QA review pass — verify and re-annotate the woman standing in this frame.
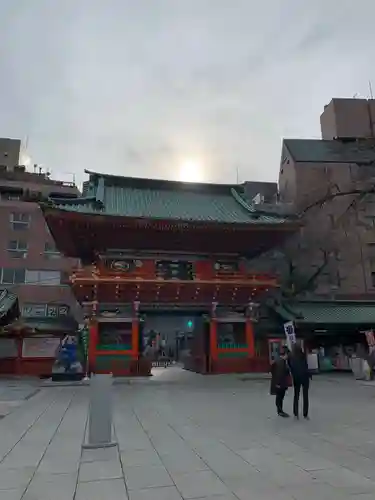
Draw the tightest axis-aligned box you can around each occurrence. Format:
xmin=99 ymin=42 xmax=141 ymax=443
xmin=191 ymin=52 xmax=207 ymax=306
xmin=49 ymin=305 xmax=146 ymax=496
xmin=270 ymin=346 xmax=291 ymax=418
xmin=289 ymin=344 xmax=311 ymax=419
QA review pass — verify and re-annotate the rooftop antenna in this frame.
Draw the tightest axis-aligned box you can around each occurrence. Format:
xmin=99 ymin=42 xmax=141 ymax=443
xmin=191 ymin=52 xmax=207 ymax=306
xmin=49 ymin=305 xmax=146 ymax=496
xmin=236 ymin=165 xmax=240 ymax=184
xmin=369 ymin=80 xmax=374 ymax=100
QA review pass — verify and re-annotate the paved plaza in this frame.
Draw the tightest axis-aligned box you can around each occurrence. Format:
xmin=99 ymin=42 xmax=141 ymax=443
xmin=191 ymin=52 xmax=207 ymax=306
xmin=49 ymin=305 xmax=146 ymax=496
xmin=0 ymin=368 xmax=375 ymax=499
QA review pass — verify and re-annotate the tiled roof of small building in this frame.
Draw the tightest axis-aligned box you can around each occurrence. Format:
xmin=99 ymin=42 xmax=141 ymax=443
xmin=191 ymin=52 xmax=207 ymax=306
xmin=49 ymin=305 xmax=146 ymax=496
xmin=274 ymin=300 xmax=375 ymax=324
xmin=49 ymin=170 xmax=288 ymax=225
xmin=284 ymin=138 xmax=375 ymax=164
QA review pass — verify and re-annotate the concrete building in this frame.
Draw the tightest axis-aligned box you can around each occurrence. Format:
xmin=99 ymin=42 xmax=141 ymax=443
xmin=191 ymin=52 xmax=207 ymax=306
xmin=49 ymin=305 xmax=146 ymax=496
xmin=0 ymin=142 xmax=81 ymax=326
xmin=278 ymin=98 xmax=375 ymax=298
xmin=0 ymin=138 xmax=22 ymax=172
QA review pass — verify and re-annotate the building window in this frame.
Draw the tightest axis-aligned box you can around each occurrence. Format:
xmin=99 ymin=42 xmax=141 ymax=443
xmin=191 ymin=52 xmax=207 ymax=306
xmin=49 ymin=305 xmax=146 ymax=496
xmin=0 ymin=268 xmax=26 ymax=285
xmin=10 ymin=212 xmax=30 ymax=230
xmin=8 ymin=240 xmax=28 ymax=259
xmin=44 ymin=241 xmax=60 ymax=259
xmin=25 ymin=269 xmax=61 ymax=286
xmin=0 ymin=192 xmax=21 ymax=201
xmin=372 ymin=272 xmax=375 ymax=288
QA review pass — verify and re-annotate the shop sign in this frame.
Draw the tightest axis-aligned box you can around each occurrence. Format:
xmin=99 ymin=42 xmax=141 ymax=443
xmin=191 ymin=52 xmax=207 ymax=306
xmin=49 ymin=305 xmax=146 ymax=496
xmin=22 ymin=304 xmax=70 ymax=318
xmin=22 ymin=337 xmax=61 ymax=358
xmin=46 ymin=305 xmax=69 ymax=317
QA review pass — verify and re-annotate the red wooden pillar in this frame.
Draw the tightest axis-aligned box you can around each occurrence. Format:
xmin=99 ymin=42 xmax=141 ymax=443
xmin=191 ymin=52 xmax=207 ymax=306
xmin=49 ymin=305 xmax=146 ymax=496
xmin=15 ymin=336 xmax=23 ymax=375
xmin=131 ymin=320 xmax=139 ymax=357
xmin=209 ymin=302 xmax=218 ymax=373
xmin=132 ymin=301 xmax=140 ymax=358
xmin=88 ymin=320 xmax=98 ymax=373
xmin=210 ymin=320 xmax=218 ymax=358
xmin=246 ymin=302 xmax=259 ymax=368
xmin=246 ymin=318 xmax=255 ymax=358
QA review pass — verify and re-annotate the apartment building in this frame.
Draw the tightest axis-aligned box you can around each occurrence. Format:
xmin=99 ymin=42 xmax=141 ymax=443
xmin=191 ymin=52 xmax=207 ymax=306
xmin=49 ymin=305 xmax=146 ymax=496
xmin=278 ymin=98 xmax=375 ymax=298
xmin=0 ymin=138 xmax=81 ymax=326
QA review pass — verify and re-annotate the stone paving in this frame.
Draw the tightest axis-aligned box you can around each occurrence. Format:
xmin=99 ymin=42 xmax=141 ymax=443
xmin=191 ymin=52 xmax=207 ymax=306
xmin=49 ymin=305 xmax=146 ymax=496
xmin=0 ymin=379 xmax=40 ymax=418
xmin=0 ymin=367 xmax=375 ymax=499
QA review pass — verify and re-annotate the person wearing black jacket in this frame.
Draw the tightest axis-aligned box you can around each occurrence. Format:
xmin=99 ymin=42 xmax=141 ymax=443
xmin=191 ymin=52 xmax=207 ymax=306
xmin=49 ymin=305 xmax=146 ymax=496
xmin=270 ymin=346 xmax=291 ymax=417
xmin=289 ymin=344 xmax=311 ymax=419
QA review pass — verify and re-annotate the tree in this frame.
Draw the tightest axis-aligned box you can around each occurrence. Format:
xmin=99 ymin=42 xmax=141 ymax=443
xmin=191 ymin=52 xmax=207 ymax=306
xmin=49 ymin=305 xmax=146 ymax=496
xmin=251 ymin=175 xmax=375 ymax=299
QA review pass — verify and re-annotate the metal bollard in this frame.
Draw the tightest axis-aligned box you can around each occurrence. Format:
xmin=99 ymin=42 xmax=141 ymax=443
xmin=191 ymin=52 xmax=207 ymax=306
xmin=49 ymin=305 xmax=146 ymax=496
xmin=82 ymin=374 xmax=117 ymax=449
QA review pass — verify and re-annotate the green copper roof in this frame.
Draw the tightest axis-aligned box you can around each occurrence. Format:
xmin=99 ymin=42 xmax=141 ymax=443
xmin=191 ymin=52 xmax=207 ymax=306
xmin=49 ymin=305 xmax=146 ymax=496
xmin=48 ymin=170 xmax=288 ymax=225
xmin=0 ymin=289 xmax=19 ymax=327
xmin=274 ymin=301 xmax=375 ymax=325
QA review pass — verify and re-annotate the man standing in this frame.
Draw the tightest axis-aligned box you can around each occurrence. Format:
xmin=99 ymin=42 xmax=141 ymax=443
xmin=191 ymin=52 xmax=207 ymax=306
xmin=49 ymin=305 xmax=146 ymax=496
xmin=270 ymin=346 xmax=291 ymax=418
xmin=289 ymin=344 xmax=311 ymax=419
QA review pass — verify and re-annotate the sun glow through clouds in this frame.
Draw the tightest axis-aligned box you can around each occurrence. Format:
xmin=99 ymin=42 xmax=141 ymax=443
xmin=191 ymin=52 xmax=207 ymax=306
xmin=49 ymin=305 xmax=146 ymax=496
xmin=178 ymin=159 xmax=204 ymax=183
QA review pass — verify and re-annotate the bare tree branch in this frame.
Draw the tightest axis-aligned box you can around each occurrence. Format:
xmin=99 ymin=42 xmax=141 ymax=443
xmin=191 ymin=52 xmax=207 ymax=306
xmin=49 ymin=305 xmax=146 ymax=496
xmin=299 ymin=186 xmax=375 ymax=215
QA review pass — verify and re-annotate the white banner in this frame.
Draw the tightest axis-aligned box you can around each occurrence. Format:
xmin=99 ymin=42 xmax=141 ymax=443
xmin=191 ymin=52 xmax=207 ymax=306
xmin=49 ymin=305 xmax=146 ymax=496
xmin=22 ymin=337 xmax=61 ymax=358
xmin=284 ymin=321 xmax=296 ymax=351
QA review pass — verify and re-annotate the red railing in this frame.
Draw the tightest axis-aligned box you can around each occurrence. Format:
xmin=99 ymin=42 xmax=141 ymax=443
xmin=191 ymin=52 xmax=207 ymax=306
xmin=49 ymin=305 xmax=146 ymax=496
xmin=71 ymin=262 xmax=277 ymax=287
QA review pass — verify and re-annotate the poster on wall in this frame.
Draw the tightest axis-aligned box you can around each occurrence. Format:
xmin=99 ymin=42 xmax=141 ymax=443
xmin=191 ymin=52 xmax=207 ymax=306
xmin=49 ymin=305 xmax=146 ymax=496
xmin=22 ymin=337 xmax=61 ymax=358
xmin=0 ymin=338 xmax=18 ymax=358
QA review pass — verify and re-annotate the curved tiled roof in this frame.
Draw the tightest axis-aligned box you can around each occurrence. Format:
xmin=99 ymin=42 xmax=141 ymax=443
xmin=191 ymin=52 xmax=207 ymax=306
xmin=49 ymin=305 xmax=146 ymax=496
xmin=0 ymin=289 xmax=19 ymax=327
xmin=49 ymin=171 xmax=287 ymax=225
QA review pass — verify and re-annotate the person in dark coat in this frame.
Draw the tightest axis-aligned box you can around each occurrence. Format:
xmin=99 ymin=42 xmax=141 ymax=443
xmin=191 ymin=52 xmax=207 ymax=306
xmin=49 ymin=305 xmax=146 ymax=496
xmin=289 ymin=343 xmax=311 ymax=419
xmin=270 ymin=346 xmax=291 ymax=417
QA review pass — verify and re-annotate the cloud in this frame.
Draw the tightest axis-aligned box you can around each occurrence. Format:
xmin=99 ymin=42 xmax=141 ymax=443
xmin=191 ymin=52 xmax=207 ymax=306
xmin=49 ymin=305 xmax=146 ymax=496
xmin=1 ymin=0 xmax=375 ymax=187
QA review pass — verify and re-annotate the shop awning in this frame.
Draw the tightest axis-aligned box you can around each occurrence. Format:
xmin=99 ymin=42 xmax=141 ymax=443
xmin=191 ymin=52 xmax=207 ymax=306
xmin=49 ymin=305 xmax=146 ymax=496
xmin=0 ymin=289 xmax=19 ymax=327
xmin=272 ymin=301 xmax=375 ymax=325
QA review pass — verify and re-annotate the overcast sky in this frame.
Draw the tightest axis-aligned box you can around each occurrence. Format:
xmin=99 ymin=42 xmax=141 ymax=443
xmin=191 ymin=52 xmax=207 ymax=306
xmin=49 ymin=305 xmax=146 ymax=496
xmin=1 ymin=1 xmax=375 ymax=187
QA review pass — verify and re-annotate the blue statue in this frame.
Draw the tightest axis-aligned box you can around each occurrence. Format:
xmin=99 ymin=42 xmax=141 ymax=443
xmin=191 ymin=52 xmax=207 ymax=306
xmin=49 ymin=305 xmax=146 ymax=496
xmin=57 ymin=335 xmax=78 ymax=372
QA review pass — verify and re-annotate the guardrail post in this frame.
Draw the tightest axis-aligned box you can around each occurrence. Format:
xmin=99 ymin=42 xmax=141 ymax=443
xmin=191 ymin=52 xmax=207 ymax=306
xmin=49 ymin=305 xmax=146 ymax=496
xmin=82 ymin=374 xmax=117 ymax=449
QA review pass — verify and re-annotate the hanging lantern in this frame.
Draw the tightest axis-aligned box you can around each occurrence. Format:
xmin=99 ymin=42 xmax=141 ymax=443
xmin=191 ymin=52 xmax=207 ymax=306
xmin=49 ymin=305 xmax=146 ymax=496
xmin=247 ymin=301 xmax=260 ymax=322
